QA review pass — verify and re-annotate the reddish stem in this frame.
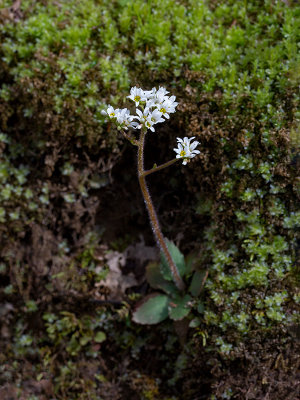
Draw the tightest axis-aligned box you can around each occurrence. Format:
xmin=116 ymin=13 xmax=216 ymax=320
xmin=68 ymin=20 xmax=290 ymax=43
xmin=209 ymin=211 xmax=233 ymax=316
xmin=137 ymin=129 xmax=185 ymax=291
xmin=141 ymin=158 xmax=178 ymax=177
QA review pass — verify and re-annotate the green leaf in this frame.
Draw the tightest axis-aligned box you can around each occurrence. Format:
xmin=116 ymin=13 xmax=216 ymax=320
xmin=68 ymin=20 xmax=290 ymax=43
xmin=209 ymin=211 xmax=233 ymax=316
xmin=189 ymin=270 xmax=207 ymax=297
xmin=168 ymin=294 xmax=192 ymax=321
xmin=132 ymin=293 xmax=169 ymax=325
xmin=94 ymin=331 xmax=106 ymax=343
xmin=146 ymin=262 xmax=179 ymax=295
xmin=160 ymin=239 xmax=186 ymax=281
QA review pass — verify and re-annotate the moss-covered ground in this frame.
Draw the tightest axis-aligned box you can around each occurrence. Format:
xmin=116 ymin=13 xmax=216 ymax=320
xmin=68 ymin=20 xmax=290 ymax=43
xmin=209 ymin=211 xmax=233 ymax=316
xmin=0 ymin=0 xmax=299 ymax=399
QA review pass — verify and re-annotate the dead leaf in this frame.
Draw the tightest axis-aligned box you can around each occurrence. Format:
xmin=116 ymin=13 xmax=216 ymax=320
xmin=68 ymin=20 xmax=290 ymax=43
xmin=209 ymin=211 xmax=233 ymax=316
xmin=97 ymin=251 xmax=137 ymax=301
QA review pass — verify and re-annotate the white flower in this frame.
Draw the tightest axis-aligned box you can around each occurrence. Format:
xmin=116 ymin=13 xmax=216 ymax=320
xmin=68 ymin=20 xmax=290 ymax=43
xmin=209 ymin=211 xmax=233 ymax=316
xmin=144 ymin=117 xmax=155 ymax=132
xmin=127 ymin=86 xmax=148 ymax=106
xmin=143 ymin=87 xmax=157 ymax=100
xmin=149 ymin=109 xmax=164 ymax=125
xmin=173 ymin=137 xmax=200 ymax=165
xmin=116 ymin=108 xmax=130 ymax=124
xmin=135 ymin=107 xmax=164 ymax=131
xmin=102 ymin=106 xmax=137 ymax=129
xmin=156 ymin=86 xmax=169 ymax=97
xmin=135 ymin=107 xmax=150 ymax=128
xmin=116 ymin=108 xmax=137 ymax=130
xmin=101 ymin=105 xmax=120 ymax=119
xmin=157 ymin=95 xmax=178 ymax=119
xmin=145 ymin=86 xmax=170 ymax=109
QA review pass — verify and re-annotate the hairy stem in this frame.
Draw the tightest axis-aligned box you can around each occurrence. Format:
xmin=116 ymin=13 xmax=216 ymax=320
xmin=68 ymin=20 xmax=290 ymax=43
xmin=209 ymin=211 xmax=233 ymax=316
xmin=141 ymin=158 xmax=179 ymax=178
xmin=137 ymin=129 xmax=185 ymax=291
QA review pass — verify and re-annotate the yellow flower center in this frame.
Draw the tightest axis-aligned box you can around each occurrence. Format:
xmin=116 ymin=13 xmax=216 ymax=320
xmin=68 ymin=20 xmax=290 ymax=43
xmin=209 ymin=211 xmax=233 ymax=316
xmin=160 ymin=108 xmax=166 ymax=114
xmin=180 ymin=150 xmax=186 ymax=157
xmin=134 ymin=96 xmax=141 ymax=102
xmin=109 ymin=112 xmax=115 ymax=117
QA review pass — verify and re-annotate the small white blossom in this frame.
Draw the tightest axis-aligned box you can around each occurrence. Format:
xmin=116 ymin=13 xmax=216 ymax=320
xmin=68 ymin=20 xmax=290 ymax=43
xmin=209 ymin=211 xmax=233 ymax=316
xmin=102 ymin=106 xmax=137 ymax=129
xmin=127 ymin=87 xmax=148 ymax=106
xmin=116 ymin=108 xmax=130 ymax=124
xmin=144 ymin=117 xmax=155 ymax=132
xmin=146 ymin=86 xmax=169 ymax=98
xmin=156 ymin=86 xmax=170 ymax=97
xmin=116 ymin=108 xmax=137 ymax=130
xmin=149 ymin=109 xmax=164 ymax=125
xmin=146 ymin=87 xmax=171 ymax=109
xmin=101 ymin=105 xmax=121 ymax=119
xmin=135 ymin=107 xmax=164 ymax=131
xmin=157 ymin=96 xmax=178 ymax=119
xmin=135 ymin=107 xmax=150 ymax=128
xmin=143 ymin=88 xmax=157 ymax=100
xmin=173 ymin=137 xmax=200 ymax=165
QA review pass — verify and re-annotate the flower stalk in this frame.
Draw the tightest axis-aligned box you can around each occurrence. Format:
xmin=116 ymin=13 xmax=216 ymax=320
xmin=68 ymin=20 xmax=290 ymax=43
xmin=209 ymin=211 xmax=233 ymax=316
xmin=137 ymin=128 xmax=185 ymax=291
xmin=141 ymin=158 xmax=178 ymax=177
xmin=102 ymin=86 xmax=200 ymax=293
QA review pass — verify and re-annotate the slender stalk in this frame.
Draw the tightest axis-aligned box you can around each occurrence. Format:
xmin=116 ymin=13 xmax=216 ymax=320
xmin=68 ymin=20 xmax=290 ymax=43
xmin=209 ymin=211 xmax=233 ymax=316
xmin=141 ymin=158 xmax=178 ymax=178
xmin=137 ymin=129 xmax=185 ymax=291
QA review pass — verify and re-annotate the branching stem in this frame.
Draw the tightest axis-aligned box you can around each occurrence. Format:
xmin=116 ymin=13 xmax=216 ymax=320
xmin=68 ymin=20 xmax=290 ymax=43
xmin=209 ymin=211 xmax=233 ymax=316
xmin=141 ymin=158 xmax=178 ymax=177
xmin=137 ymin=129 xmax=185 ymax=291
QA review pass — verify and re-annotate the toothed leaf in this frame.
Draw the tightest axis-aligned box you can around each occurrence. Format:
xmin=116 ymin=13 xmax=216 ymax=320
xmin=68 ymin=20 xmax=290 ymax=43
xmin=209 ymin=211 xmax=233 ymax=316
xmin=146 ymin=262 xmax=179 ymax=295
xmin=168 ymin=294 xmax=192 ymax=321
xmin=132 ymin=293 xmax=169 ymax=325
xmin=160 ymin=239 xmax=186 ymax=281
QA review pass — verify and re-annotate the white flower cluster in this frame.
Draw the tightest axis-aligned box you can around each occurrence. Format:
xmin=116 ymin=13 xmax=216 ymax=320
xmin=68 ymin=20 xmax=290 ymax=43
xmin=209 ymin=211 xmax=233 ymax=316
xmin=101 ymin=105 xmax=137 ymax=130
xmin=173 ymin=137 xmax=200 ymax=165
xmin=102 ymin=86 xmax=178 ymax=132
xmin=101 ymin=86 xmax=200 ymax=165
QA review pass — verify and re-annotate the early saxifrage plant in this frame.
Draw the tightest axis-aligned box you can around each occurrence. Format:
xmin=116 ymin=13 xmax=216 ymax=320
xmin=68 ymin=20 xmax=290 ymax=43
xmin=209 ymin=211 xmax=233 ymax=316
xmin=102 ymin=87 xmax=203 ymax=324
